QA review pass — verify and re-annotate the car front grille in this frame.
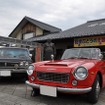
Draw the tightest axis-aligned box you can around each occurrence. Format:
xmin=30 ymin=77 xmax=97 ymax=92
xmin=0 ymin=62 xmax=14 ymax=66
xmin=0 ymin=62 xmax=25 ymax=69
xmin=36 ymin=72 xmax=70 ymax=84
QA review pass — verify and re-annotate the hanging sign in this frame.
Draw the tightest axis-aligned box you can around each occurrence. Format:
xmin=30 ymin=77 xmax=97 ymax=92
xmin=74 ymin=36 xmax=105 ymax=47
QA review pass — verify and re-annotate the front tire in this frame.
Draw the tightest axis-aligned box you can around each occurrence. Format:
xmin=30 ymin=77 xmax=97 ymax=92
xmin=88 ymin=75 xmax=101 ymax=104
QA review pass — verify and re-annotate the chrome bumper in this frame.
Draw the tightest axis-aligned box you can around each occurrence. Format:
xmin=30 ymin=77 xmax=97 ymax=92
xmin=0 ymin=69 xmax=27 ymax=73
xmin=26 ymin=81 xmax=92 ymax=93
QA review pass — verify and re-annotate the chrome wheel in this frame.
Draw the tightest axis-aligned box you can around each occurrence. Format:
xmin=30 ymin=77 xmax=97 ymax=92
xmin=88 ymin=75 xmax=101 ymax=104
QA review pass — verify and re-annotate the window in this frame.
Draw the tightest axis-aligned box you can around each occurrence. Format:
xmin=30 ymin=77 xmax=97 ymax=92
xmin=23 ymin=33 xmax=34 ymax=40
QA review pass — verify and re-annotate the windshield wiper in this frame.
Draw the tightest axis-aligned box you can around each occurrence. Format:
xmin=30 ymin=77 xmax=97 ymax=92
xmin=79 ymin=57 xmax=89 ymax=59
xmin=18 ymin=55 xmax=26 ymax=58
xmin=66 ymin=56 xmax=78 ymax=59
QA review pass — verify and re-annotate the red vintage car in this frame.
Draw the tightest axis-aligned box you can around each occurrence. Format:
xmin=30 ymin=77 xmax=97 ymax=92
xmin=26 ymin=48 xmax=105 ymax=104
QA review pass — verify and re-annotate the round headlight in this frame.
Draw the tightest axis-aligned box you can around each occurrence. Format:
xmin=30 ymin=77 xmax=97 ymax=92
xmin=74 ymin=66 xmax=88 ymax=80
xmin=25 ymin=62 xmax=29 ymax=66
xmin=20 ymin=62 xmax=24 ymax=66
xmin=27 ymin=65 xmax=34 ymax=75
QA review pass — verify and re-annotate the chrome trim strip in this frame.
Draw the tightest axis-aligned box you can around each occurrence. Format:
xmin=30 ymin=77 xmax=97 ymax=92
xmin=26 ymin=81 xmax=40 ymax=88
xmin=26 ymin=81 xmax=92 ymax=93
xmin=57 ymin=87 xmax=92 ymax=93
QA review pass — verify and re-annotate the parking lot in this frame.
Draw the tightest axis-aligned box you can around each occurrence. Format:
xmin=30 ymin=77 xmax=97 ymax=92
xmin=0 ymin=77 xmax=105 ymax=105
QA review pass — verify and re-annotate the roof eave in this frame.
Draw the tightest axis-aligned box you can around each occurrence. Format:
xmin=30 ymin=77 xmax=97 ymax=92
xmin=9 ymin=17 xmax=28 ymax=37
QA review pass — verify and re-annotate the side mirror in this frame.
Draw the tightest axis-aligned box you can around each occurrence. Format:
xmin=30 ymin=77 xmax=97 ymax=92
xmin=99 ymin=54 xmax=103 ymax=59
xmin=51 ymin=54 xmax=54 ymax=61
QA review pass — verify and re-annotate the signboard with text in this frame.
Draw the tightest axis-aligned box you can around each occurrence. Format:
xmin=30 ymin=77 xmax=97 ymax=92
xmin=74 ymin=36 xmax=105 ymax=47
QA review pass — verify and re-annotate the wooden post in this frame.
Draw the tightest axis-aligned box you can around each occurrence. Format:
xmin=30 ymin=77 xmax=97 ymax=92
xmin=35 ymin=44 xmax=43 ymax=62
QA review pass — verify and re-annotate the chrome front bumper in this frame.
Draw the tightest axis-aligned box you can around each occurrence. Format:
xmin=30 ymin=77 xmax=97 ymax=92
xmin=0 ymin=69 xmax=27 ymax=72
xmin=26 ymin=81 xmax=92 ymax=94
xmin=0 ymin=69 xmax=27 ymax=77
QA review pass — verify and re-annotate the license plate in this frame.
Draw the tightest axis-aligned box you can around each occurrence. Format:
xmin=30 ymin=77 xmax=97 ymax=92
xmin=40 ymin=85 xmax=57 ymax=97
xmin=0 ymin=71 xmax=11 ymax=76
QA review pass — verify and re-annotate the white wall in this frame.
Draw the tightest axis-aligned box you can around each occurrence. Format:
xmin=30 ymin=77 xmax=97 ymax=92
xmin=16 ymin=31 xmax=22 ymax=39
xmin=36 ymin=27 xmax=43 ymax=36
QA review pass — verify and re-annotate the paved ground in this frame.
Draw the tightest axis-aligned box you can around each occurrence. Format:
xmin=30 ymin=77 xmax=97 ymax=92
xmin=0 ymin=77 xmax=105 ymax=105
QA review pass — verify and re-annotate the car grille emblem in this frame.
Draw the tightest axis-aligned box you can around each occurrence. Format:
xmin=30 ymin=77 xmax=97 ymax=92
xmin=5 ymin=62 xmax=7 ymax=66
xmin=14 ymin=64 xmax=19 ymax=69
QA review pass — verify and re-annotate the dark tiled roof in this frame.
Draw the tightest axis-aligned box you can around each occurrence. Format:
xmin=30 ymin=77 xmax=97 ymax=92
xmin=25 ymin=16 xmax=61 ymax=33
xmin=27 ymin=18 xmax=105 ymax=42
xmin=9 ymin=16 xmax=61 ymax=37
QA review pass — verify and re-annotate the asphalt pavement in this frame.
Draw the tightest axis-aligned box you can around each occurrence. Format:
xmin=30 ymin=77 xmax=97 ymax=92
xmin=0 ymin=77 xmax=105 ymax=105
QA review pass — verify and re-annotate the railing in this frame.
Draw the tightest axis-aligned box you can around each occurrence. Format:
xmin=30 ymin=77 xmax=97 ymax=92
xmin=0 ymin=36 xmax=40 ymax=48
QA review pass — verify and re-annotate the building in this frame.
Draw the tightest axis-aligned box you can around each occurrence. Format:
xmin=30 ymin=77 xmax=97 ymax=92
xmin=9 ymin=16 xmax=61 ymax=40
xmin=9 ymin=16 xmax=62 ymax=61
xmin=9 ymin=17 xmax=105 ymax=60
xmin=26 ymin=18 xmax=105 ymax=59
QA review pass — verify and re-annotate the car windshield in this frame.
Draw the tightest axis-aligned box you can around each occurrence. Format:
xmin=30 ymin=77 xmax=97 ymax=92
xmin=61 ymin=48 xmax=100 ymax=60
xmin=0 ymin=48 xmax=29 ymax=58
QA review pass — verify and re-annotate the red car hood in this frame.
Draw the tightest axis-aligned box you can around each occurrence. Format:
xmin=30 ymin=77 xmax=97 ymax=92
xmin=36 ymin=59 xmax=99 ymax=73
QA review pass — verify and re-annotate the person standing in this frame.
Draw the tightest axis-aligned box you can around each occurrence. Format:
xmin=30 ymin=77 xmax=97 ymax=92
xmin=43 ymin=39 xmax=56 ymax=60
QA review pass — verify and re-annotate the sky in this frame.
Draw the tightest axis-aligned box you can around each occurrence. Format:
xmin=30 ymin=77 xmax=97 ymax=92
xmin=0 ymin=0 xmax=105 ymax=37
